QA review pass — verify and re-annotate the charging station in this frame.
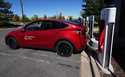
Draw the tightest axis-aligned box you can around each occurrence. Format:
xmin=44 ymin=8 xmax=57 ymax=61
xmin=86 ymin=15 xmax=98 ymax=51
xmin=81 ymin=0 xmax=125 ymax=76
xmin=88 ymin=15 xmax=94 ymax=38
xmin=97 ymin=7 xmax=117 ymax=74
xmin=85 ymin=2 xmax=117 ymax=74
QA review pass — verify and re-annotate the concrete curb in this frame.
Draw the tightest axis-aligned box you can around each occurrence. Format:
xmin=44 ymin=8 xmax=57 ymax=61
xmin=80 ymin=51 xmax=101 ymax=77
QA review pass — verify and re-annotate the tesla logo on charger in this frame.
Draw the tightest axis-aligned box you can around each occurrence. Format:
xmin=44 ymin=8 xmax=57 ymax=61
xmin=24 ymin=36 xmax=35 ymax=40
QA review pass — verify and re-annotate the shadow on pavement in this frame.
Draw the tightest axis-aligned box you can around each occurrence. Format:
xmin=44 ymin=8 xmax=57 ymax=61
xmin=21 ymin=47 xmax=81 ymax=57
xmin=22 ymin=47 xmax=56 ymax=53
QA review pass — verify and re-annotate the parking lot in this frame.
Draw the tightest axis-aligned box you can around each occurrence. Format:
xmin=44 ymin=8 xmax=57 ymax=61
xmin=0 ymin=28 xmax=80 ymax=77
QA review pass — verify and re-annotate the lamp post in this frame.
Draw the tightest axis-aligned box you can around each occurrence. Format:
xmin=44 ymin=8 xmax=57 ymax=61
xmin=19 ymin=0 xmax=24 ymax=23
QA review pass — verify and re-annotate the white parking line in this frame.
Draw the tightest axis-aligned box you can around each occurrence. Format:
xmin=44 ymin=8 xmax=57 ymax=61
xmin=0 ymin=52 xmax=50 ymax=64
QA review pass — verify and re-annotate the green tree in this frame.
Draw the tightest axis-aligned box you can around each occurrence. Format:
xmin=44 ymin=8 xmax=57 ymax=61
xmin=62 ymin=16 xmax=65 ymax=20
xmin=22 ymin=14 xmax=30 ymax=22
xmin=49 ymin=15 xmax=56 ymax=19
xmin=81 ymin=0 xmax=104 ymax=21
xmin=31 ymin=14 xmax=39 ymax=21
xmin=58 ymin=12 xmax=62 ymax=20
xmin=12 ymin=14 xmax=20 ymax=22
xmin=0 ymin=0 xmax=13 ymax=23
xmin=69 ymin=16 xmax=73 ymax=21
xmin=43 ymin=14 xmax=47 ymax=19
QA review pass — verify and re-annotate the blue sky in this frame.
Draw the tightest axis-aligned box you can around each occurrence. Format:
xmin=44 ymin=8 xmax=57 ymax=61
xmin=6 ymin=0 xmax=84 ymax=18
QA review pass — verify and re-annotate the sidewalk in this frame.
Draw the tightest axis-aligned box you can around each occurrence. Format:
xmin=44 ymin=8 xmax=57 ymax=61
xmin=80 ymin=51 xmax=101 ymax=77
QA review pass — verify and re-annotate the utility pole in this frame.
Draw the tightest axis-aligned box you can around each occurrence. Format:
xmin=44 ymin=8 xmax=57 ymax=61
xmin=19 ymin=0 xmax=24 ymax=23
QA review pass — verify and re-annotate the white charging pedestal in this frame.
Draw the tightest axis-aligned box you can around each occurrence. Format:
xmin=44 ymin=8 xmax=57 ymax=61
xmin=97 ymin=7 xmax=117 ymax=74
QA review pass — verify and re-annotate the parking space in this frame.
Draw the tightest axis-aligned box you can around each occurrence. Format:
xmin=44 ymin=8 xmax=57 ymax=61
xmin=0 ymin=29 xmax=80 ymax=77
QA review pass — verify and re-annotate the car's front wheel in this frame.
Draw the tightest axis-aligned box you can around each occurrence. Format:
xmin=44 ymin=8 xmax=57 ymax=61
xmin=6 ymin=37 xmax=19 ymax=49
xmin=55 ymin=40 xmax=74 ymax=57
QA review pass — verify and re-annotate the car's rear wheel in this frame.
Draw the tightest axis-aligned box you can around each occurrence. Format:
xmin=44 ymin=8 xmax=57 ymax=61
xmin=6 ymin=37 xmax=19 ymax=49
xmin=56 ymin=40 xmax=73 ymax=57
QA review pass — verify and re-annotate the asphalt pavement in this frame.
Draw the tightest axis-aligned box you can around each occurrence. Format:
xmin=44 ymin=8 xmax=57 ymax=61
xmin=0 ymin=28 xmax=80 ymax=77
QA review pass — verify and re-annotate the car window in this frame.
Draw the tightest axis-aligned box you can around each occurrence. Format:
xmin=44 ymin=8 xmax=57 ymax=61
xmin=53 ymin=21 xmax=67 ymax=29
xmin=41 ymin=21 xmax=67 ymax=30
xmin=25 ymin=21 xmax=67 ymax=31
xmin=41 ymin=21 xmax=53 ymax=30
xmin=25 ymin=21 xmax=41 ymax=31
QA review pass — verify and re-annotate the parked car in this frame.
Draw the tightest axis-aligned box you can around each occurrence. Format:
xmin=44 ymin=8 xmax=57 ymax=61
xmin=5 ymin=19 xmax=87 ymax=56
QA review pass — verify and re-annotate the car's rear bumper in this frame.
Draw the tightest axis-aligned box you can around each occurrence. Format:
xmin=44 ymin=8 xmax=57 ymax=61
xmin=73 ymin=37 xmax=87 ymax=52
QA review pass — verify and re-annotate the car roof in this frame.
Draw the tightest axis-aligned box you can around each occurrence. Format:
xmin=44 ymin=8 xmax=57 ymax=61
xmin=36 ymin=19 xmax=64 ymax=22
xmin=31 ymin=19 xmax=82 ymax=27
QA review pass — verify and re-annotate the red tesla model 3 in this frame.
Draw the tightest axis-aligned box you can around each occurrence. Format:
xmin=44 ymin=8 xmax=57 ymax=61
xmin=5 ymin=19 xmax=87 ymax=56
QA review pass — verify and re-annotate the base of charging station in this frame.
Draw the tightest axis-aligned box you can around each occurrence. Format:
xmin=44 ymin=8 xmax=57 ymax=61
xmin=87 ymin=38 xmax=98 ymax=51
xmin=96 ymin=60 xmax=114 ymax=74
xmin=87 ymin=37 xmax=114 ymax=75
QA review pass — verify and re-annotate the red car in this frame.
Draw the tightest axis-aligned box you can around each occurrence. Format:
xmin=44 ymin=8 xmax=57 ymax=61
xmin=5 ymin=19 xmax=87 ymax=56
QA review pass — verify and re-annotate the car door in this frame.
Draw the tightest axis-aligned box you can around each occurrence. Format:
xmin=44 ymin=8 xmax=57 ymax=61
xmin=36 ymin=21 xmax=58 ymax=48
xmin=37 ymin=21 xmax=68 ymax=48
xmin=23 ymin=21 xmax=43 ymax=48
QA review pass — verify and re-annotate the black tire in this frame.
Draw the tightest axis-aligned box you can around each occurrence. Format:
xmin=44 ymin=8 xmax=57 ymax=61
xmin=6 ymin=37 xmax=19 ymax=49
xmin=55 ymin=40 xmax=74 ymax=57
